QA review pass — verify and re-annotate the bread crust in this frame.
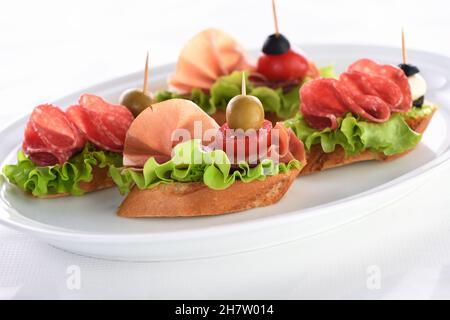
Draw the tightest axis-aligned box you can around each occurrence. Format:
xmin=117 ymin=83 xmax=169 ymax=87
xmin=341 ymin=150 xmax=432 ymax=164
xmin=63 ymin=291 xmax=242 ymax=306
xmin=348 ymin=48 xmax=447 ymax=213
xmin=118 ymin=169 xmax=299 ymax=217
xmin=300 ymin=109 xmax=436 ymax=175
xmin=37 ymin=166 xmax=115 ymax=199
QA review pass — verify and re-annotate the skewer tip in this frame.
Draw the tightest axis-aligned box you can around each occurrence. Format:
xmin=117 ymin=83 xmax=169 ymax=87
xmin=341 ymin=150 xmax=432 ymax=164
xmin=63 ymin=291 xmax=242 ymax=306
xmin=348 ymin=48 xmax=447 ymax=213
xmin=241 ymin=72 xmax=246 ymax=95
xmin=143 ymin=51 xmax=149 ymax=95
xmin=272 ymin=0 xmax=280 ymax=37
xmin=401 ymin=27 xmax=407 ymax=65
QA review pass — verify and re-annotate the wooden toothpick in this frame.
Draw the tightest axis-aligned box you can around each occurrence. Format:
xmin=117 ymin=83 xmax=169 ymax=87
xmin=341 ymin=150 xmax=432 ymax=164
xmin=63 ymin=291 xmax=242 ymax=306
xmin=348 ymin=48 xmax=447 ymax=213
xmin=401 ymin=27 xmax=407 ymax=64
xmin=242 ymin=72 xmax=246 ymax=95
xmin=143 ymin=51 xmax=149 ymax=95
xmin=272 ymin=0 xmax=280 ymax=37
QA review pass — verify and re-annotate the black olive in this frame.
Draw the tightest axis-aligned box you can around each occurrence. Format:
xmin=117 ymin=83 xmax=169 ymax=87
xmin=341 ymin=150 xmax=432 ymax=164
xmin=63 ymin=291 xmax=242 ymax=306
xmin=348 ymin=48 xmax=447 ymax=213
xmin=398 ymin=63 xmax=420 ymax=77
xmin=262 ymin=33 xmax=291 ymax=55
xmin=413 ymin=96 xmax=425 ymax=108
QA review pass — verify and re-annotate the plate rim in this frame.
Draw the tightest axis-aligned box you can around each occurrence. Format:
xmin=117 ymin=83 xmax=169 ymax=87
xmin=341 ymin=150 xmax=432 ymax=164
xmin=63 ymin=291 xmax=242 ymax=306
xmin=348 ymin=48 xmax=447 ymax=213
xmin=1 ymin=43 xmax=450 ymax=244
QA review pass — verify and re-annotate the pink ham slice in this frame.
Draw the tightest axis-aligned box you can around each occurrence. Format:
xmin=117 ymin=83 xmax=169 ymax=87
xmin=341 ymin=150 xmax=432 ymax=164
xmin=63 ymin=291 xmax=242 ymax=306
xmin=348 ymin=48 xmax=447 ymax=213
xmin=168 ymin=64 xmax=215 ymax=92
xmin=67 ymin=94 xmax=134 ymax=152
xmin=123 ymin=99 xmax=220 ymax=167
xmin=169 ymin=28 xmax=253 ymax=93
xmin=23 ymin=104 xmax=85 ymax=166
xmin=271 ymin=123 xmax=306 ymax=165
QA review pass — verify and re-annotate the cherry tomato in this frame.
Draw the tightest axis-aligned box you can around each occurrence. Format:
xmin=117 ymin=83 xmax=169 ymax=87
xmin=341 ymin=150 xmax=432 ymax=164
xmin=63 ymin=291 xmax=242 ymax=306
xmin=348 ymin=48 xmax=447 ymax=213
xmin=256 ymin=49 xmax=309 ymax=82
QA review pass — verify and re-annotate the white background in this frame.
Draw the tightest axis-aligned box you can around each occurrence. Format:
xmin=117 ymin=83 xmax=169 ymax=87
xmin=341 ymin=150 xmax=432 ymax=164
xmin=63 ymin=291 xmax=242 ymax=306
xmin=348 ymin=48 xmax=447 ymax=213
xmin=1 ymin=0 xmax=450 ymax=299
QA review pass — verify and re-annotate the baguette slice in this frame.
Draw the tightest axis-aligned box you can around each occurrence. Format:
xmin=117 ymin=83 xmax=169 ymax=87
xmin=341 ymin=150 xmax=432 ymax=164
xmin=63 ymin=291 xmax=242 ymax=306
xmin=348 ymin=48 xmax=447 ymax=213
xmin=300 ymin=108 xmax=436 ymax=175
xmin=118 ymin=169 xmax=299 ymax=217
xmin=39 ymin=166 xmax=115 ymax=199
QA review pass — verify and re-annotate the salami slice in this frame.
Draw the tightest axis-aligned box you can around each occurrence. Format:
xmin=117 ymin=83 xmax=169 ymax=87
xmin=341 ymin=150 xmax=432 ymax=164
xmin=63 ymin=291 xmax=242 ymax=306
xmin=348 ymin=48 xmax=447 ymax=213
xmin=340 ymin=71 xmax=403 ymax=107
xmin=348 ymin=59 xmax=412 ymax=112
xmin=68 ymin=94 xmax=134 ymax=152
xmin=345 ymin=94 xmax=391 ymax=123
xmin=23 ymin=104 xmax=85 ymax=166
xmin=79 ymin=94 xmax=133 ymax=146
xmin=66 ymin=105 xmax=122 ymax=152
xmin=300 ymin=58 xmax=413 ymax=130
xmin=337 ymin=77 xmax=391 ymax=123
xmin=300 ymin=78 xmax=349 ymax=130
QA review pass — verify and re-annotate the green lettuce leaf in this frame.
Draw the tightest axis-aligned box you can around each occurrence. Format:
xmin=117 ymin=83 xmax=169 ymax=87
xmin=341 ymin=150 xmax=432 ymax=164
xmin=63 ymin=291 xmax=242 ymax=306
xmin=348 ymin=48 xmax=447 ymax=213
xmin=2 ymin=143 xmax=122 ymax=197
xmin=154 ymin=65 xmax=336 ymax=119
xmin=404 ymin=104 xmax=435 ymax=119
xmin=154 ymin=71 xmax=301 ymax=119
xmin=109 ymin=139 xmax=301 ymax=194
xmin=154 ymin=90 xmax=182 ymax=101
xmin=191 ymin=88 xmax=213 ymax=114
xmin=209 ymin=71 xmax=248 ymax=111
xmin=154 ymin=66 xmax=336 ymax=118
xmin=250 ymin=86 xmax=281 ymax=114
xmin=284 ymin=108 xmax=425 ymax=156
xmin=319 ymin=65 xmax=337 ymax=79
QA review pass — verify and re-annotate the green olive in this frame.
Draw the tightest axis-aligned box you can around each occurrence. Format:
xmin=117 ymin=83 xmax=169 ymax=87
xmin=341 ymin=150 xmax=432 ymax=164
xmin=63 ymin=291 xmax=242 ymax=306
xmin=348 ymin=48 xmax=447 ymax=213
xmin=226 ymin=95 xmax=265 ymax=131
xmin=119 ymin=89 xmax=153 ymax=117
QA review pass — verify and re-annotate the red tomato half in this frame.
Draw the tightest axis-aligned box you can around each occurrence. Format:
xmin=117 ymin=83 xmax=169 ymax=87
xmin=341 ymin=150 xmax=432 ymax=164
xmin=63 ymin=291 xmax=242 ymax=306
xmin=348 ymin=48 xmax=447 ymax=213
xmin=256 ymin=49 xmax=309 ymax=82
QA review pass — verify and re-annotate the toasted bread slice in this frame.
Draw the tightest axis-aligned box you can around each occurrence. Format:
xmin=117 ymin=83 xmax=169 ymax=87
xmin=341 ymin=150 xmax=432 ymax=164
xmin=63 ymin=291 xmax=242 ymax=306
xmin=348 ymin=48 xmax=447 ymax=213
xmin=300 ymin=109 xmax=436 ymax=175
xmin=39 ymin=166 xmax=115 ymax=199
xmin=118 ymin=169 xmax=299 ymax=217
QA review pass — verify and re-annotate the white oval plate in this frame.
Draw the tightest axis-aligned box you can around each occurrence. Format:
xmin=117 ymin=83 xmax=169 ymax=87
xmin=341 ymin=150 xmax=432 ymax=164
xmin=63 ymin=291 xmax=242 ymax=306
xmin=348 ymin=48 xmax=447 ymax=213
xmin=1 ymin=44 xmax=450 ymax=261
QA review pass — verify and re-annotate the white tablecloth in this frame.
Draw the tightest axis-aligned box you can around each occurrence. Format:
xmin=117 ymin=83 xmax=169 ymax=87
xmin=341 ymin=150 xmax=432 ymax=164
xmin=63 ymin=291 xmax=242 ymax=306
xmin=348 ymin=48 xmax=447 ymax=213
xmin=1 ymin=0 xmax=450 ymax=299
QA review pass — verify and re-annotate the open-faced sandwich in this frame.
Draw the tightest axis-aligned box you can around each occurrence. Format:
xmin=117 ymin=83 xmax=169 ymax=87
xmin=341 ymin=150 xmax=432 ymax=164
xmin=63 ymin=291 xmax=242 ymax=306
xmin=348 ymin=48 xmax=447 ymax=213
xmin=110 ymin=78 xmax=306 ymax=217
xmin=284 ymin=57 xmax=436 ymax=174
xmin=152 ymin=28 xmax=329 ymax=125
xmin=2 ymin=94 xmax=134 ymax=198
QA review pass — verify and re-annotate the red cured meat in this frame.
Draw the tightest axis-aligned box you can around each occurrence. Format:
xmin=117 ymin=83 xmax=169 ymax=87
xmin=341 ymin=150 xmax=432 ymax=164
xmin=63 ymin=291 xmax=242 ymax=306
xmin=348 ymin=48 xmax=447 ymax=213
xmin=23 ymin=104 xmax=85 ymax=166
xmin=216 ymin=120 xmax=273 ymax=165
xmin=79 ymin=94 xmax=133 ymax=146
xmin=214 ymin=121 xmax=307 ymax=165
xmin=66 ymin=105 xmax=122 ymax=152
xmin=340 ymin=71 xmax=403 ymax=108
xmin=300 ymin=78 xmax=349 ymax=130
xmin=348 ymin=59 xmax=412 ymax=112
xmin=336 ymin=79 xmax=391 ymax=123
xmin=67 ymin=94 xmax=134 ymax=152
xmin=300 ymin=59 xmax=412 ymax=130
xmin=270 ymin=123 xmax=306 ymax=165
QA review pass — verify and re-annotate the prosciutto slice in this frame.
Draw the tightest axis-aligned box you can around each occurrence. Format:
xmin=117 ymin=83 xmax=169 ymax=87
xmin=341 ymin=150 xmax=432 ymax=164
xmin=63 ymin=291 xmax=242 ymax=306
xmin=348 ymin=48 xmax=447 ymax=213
xmin=169 ymin=28 xmax=253 ymax=93
xmin=300 ymin=59 xmax=412 ymax=130
xmin=23 ymin=104 xmax=86 ymax=166
xmin=123 ymin=99 xmax=220 ymax=167
xmin=271 ymin=123 xmax=306 ymax=165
